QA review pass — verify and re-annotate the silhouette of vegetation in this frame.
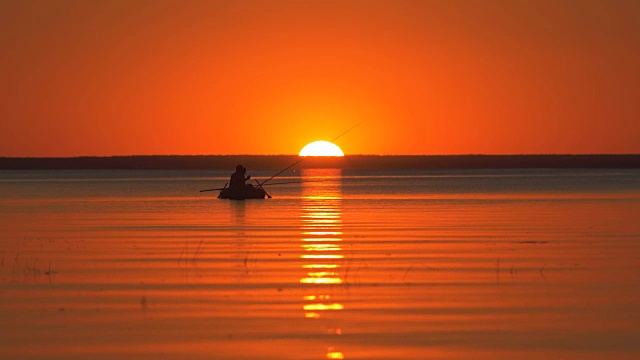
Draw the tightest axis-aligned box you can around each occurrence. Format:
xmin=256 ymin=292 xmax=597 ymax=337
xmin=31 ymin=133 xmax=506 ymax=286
xmin=1 ymin=154 xmax=639 ymax=170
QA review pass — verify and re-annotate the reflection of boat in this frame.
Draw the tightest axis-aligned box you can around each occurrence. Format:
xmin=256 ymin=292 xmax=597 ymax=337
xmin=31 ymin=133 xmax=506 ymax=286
xmin=218 ymin=186 xmax=266 ymax=200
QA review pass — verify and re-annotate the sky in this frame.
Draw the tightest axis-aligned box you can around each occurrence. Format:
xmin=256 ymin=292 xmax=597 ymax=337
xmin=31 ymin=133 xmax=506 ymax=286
xmin=1 ymin=0 xmax=639 ymax=156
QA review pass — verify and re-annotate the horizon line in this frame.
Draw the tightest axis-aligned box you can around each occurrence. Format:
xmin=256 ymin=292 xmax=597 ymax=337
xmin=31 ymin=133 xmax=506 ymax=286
xmin=3 ymin=153 xmax=640 ymax=159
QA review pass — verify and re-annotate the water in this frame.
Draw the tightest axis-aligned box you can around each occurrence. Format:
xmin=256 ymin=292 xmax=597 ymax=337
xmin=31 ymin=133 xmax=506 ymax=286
xmin=1 ymin=168 xmax=639 ymax=359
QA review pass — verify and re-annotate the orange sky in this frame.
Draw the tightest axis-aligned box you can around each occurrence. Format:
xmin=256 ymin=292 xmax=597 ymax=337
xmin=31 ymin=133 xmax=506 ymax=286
xmin=1 ymin=0 xmax=638 ymax=156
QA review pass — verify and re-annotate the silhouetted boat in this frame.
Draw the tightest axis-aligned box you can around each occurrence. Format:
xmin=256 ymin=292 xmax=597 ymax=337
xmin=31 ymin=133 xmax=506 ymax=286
xmin=218 ymin=186 xmax=267 ymax=200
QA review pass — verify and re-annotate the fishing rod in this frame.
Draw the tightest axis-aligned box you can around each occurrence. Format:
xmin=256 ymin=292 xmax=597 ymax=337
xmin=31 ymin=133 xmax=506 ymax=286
xmin=261 ymin=179 xmax=339 ymax=186
xmin=254 ymin=178 xmax=272 ymax=198
xmin=199 ymin=120 xmax=364 ymax=194
xmin=199 ymin=183 xmax=228 ymax=192
xmin=257 ymin=120 xmax=365 ymax=187
xmin=199 ymin=187 xmax=225 ymax=192
xmin=199 ymin=178 xmax=334 ymax=192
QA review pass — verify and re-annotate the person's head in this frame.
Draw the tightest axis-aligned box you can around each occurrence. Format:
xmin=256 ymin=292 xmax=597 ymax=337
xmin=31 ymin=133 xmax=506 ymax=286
xmin=236 ymin=164 xmax=246 ymax=174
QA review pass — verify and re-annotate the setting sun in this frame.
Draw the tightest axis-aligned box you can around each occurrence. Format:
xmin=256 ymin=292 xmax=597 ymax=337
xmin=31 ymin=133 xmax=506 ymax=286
xmin=299 ymin=141 xmax=345 ymax=157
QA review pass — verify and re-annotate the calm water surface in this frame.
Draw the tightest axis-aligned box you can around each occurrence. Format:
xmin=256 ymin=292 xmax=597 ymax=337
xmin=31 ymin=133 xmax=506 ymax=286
xmin=1 ymin=168 xmax=639 ymax=359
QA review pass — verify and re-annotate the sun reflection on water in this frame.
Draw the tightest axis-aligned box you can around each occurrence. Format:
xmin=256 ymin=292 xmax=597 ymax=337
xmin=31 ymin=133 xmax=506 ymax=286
xmin=300 ymin=169 xmax=345 ymax=360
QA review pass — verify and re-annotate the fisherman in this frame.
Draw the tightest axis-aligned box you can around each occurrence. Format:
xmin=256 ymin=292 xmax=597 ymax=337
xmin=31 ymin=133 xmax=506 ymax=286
xmin=229 ymin=164 xmax=252 ymax=190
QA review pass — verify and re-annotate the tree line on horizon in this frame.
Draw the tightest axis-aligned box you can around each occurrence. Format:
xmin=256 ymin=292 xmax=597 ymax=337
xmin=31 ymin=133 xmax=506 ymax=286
xmin=1 ymin=155 xmax=639 ymax=170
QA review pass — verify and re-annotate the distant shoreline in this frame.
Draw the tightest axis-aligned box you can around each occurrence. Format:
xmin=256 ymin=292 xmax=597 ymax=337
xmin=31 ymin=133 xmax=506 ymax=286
xmin=1 ymin=155 xmax=639 ymax=170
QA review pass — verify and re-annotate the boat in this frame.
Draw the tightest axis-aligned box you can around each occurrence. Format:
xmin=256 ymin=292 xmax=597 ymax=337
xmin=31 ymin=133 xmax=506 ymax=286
xmin=218 ymin=186 xmax=267 ymax=200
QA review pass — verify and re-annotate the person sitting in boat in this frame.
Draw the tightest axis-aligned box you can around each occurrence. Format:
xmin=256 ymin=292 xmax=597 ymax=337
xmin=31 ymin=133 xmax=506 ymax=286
xmin=229 ymin=164 xmax=252 ymax=190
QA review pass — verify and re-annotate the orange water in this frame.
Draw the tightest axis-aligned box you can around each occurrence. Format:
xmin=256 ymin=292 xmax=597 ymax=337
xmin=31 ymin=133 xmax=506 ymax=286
xmin=1 ymin=169 xmax=639 ymax=359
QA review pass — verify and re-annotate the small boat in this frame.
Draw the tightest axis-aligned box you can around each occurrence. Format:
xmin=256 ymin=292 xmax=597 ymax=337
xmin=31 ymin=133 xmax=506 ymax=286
xmin=218 ymin=186 xmax=267 ymax=200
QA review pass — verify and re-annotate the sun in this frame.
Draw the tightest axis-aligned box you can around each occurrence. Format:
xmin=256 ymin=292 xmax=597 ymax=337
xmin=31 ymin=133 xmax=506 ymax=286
xmin=299 ymin=141 xmax=345 ymax=157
